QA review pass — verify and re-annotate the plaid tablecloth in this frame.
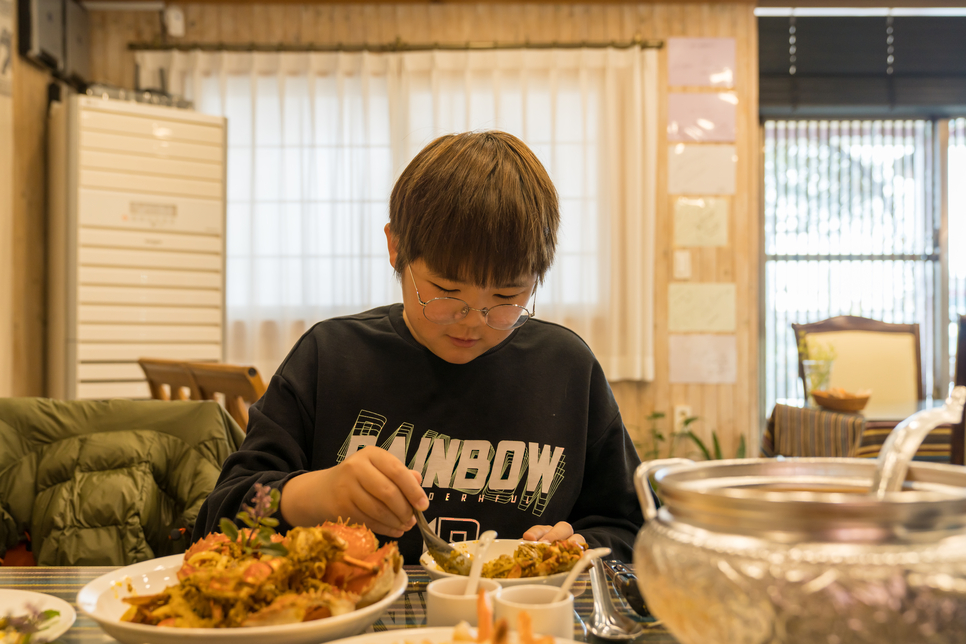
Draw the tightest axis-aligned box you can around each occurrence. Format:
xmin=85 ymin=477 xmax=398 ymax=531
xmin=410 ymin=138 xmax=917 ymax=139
xmin=0 ymin=565 xmax=676 ymax=643
xmin=762 ymin=403 xmax=952 ymax=462
xmin=762 ymin=403 xmax=866 ymax=457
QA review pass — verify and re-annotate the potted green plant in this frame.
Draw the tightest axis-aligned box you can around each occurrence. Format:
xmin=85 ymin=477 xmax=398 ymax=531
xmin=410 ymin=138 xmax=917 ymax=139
xmin=641 ymin=412 xmax=746 ymax=460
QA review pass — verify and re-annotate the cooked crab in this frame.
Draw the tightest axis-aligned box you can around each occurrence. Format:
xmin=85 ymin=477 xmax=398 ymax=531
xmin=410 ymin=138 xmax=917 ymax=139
xmin=121 ymin=521 xmax=400 ymax=628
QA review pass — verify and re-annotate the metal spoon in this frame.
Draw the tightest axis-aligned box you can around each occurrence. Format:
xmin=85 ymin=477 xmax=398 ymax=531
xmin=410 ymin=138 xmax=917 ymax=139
xmin=552 ymin=546 xmax=611 ymax=602
xmin=414 ymin=507 xmax=473 ymax=576
xmin=464 ymin=530 xmax=498 ymax=596
xmin=587 ymin=558 xmax=644 ymax=640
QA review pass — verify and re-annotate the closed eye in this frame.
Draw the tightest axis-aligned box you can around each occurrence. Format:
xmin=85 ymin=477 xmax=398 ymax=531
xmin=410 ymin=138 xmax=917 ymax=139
xmin=427 ymin=281 xmax=460 ymax=295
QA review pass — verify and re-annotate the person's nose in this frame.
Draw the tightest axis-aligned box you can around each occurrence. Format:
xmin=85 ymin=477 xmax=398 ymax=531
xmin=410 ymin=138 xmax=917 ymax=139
xmin=460 ymin=306 xmax=488 ymax=328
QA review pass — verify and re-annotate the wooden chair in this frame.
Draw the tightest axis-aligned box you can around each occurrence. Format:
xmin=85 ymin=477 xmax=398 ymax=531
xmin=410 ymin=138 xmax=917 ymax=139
xmin=952 ymin=315 xmax=966 ymax=466
xmin=138 ymin=358 xmax=201 ymax=401
xmin=186 ymin=362 xmax=267 ymax=431
xmin=791 ymin=315 xmax=923 ymax=404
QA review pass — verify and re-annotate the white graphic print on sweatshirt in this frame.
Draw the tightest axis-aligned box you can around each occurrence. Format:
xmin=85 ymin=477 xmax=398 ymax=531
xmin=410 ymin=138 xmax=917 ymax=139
xmin=335 ymin=409 xmax=565 ymax=518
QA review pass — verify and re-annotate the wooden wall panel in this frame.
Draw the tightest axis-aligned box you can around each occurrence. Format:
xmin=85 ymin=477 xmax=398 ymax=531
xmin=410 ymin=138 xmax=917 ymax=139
xmin=0 ymin=0 xmax=15 ymax=396
xmin=11 ymin=61 xmax=51 ymax=397
xmin=84 ymin=2 xmax=759 ymax=457
xmin=7 ymin=0 xmax=55 ymax=398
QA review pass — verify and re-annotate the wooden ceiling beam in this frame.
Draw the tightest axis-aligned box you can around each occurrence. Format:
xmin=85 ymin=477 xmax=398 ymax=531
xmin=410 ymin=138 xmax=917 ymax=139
xmin=86 ymin=0 xmax=759 ymax=5
xmin=81 ymin=0 xmax=966 ymax=9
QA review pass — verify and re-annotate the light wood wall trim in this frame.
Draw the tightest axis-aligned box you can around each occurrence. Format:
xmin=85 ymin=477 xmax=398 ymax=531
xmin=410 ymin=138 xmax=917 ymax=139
xmin=11 ymin=16 xmax=53 ymax=397
xmin=86 ymin=2 xmax=760 ymax=458
xmin=0 ymin=0 xmax=16 ymax=395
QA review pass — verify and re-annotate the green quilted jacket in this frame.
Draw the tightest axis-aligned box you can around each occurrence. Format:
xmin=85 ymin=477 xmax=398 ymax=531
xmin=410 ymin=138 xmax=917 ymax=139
xmin=0 ymin=398 xmax=245 ymax=566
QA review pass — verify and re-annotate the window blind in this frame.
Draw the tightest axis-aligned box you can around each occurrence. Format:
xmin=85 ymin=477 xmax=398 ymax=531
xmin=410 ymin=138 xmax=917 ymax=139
xmin=763 ymin=119 xmax=940 ymax=409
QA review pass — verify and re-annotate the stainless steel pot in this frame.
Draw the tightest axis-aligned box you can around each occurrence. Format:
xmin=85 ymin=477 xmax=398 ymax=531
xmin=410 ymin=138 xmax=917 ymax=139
xmin=632 ymin=391 xmax=966 ymax=644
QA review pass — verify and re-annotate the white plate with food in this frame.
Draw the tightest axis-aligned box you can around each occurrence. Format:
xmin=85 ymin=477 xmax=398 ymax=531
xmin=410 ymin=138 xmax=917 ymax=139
xmin=76 ymin=523 xmax=408 ymax=644
xmin=420 ymin=539 xmax=581 ymax=587
xmin=0 ymin=588 xmax=76 ymax=643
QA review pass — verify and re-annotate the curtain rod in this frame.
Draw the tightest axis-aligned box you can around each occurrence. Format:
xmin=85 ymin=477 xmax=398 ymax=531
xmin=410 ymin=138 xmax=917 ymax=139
xmin=129 ymin=38 xmax=664 ymax=53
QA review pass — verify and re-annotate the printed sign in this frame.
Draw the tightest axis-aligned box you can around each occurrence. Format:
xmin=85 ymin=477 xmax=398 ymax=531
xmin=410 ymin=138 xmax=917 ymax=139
xmin=674 ymin=197 xmax=729 ymax=247
xmin=669 ymin=334 xmax=737 ymax=384
xmin=668 ymin=283 xmax=737 ymax=333
xmin=667 ymin=37 xmax=736 ymax=88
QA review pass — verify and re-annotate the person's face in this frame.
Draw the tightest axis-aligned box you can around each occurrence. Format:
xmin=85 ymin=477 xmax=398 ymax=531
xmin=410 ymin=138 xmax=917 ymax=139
xmin=386 ymin=228 xmax=537 ymax=365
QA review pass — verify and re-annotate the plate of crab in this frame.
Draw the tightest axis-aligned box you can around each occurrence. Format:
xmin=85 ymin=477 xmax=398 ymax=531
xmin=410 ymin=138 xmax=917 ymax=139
xmin=420 ymin=539 xmax=585 ymax=587
xmin=76 ymin=520 xmax=406 ymax=644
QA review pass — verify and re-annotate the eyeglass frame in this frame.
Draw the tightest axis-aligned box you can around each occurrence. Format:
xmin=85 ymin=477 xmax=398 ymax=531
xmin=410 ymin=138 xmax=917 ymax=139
xmin=407 ymin=265 xmax=537 ymax=330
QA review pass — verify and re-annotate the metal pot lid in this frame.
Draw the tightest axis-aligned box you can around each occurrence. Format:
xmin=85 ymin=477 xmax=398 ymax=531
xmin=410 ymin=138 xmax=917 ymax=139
xmin=649 ymin=458 xmax=966 ymax=541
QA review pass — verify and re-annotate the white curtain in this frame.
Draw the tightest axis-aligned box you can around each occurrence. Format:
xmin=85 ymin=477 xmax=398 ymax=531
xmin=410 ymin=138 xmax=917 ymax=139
xmin=136 ymin=48 xmax=657 ymax=382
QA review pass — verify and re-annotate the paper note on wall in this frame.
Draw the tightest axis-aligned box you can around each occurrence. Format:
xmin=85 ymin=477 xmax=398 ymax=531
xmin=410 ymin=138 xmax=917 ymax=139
xmin=669 ymin=334 xmax=737 ymax=384
xmin=667 ymin=37 xmax=736 ymax=88
xmin=674 ymin=197 xmax=729 ymax=247
xmin=668 ymin=144 xmax=736 ymax=195
xmin=668 ymin=283 xmax=736 ymax=332
xmin=668 ymin=93 xmax=737 ymax=143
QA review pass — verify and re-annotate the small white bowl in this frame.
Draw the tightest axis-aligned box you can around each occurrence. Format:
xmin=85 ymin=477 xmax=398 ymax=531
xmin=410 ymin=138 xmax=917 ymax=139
xmin=426 ymin=577 xmax=501 ymax=627
xmin=494 ymin=584 xmax=575 ymax=640
xmin=419 ymin=539 xmax=572 ymax=588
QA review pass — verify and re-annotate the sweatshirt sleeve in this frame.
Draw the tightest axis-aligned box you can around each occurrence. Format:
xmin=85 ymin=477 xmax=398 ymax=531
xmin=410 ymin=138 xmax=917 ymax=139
xmin=193 ymin=331 xmax=321 ymax=541
xmin=566 ymin=368 xmax=644 ymax=562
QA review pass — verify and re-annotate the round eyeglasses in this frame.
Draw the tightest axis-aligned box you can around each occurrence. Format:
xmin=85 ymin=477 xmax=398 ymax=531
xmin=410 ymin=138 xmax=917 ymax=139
xmin=408 ymin=266 xmax=535 ymax=331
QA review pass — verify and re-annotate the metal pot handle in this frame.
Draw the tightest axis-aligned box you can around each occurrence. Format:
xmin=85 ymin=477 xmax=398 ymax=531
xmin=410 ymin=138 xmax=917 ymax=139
xmin=634 ymin=459 xmax=693 ymax=521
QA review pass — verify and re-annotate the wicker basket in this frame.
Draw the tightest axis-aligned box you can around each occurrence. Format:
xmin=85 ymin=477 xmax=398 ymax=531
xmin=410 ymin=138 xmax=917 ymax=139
xmin=812 ymin=390 xmax=871 ymax=412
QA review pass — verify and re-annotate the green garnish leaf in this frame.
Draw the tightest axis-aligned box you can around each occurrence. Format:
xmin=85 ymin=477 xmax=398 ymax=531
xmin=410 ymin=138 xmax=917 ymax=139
xmin=220 ymin=519 xmax=239 ymax=541
xmin=258 ymin=543 xmax=288 ymax=557
xmin=218 ymin=483 xmax=289 ymax=558
xmin=238 ymin=512 xmax=256 ymax=529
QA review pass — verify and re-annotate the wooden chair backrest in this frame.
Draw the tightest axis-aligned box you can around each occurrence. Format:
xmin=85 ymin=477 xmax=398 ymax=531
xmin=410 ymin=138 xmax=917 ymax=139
xmin=791 ymin=315 xmax=923 ymax=403
xmin=186 ymin=362 xmax=267 ymax=431
xmin=137 ymin=358 xmax=201 ymax=401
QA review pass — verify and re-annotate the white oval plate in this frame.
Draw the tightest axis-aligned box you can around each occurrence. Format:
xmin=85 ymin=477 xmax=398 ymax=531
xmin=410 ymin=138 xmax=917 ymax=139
xmin=76 ymin=553 xmax=408 ymax=644
xmin=337 ymin=625 xmax=579 ymax=644
xmin=420 ymin=539 xmax=571 ymax=587
xmin=0 ymin=588 xmax=76 ymax=642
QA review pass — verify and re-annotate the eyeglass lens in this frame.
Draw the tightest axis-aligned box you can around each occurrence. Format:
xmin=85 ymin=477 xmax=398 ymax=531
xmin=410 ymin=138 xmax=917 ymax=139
xmin=423 ymin=298 xmax=528 ymax=330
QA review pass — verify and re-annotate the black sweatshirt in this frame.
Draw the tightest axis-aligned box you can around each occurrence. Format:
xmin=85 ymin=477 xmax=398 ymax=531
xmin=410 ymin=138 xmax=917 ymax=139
xmin=195 ymin=304 xmax=644 ymax=563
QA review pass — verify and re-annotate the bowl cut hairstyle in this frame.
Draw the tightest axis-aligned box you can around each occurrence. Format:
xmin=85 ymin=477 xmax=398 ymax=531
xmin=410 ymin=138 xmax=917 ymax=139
xmin=389 ymin=131 xmax=560 ymax=288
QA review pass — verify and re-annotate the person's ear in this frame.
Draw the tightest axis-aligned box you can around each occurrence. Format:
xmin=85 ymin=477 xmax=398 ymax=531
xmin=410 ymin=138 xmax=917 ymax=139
xmin=385 ymin=223 xmax=399 ymax=270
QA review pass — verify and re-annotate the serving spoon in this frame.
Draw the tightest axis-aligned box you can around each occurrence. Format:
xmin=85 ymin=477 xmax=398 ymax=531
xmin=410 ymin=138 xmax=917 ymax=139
xmin=869 ymin=385 xmax=966 ymax=498
xmin=552 ymin=546 xmax=611 ymax=602
xmin=414 ymin=507 xmax=473 ymax=576
xmin=464 ymin=530 xmax=498 ymax=596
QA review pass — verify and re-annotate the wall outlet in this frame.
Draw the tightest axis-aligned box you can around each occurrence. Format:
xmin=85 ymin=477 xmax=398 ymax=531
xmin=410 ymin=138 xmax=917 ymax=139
xmin=673 ymin=405 xmax=692 ymax=433
xmin=673 ymin=249 xmax=692 ymax=279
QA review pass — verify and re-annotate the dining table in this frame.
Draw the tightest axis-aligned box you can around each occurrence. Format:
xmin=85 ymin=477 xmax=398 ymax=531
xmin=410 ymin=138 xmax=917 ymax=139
xmin=768 ymin=396 xmax=962 ymax=463
xmin=777 ymin=396 xmax=944 ymax=424
xmin=0 ymin=564 xmax=678 ymax=643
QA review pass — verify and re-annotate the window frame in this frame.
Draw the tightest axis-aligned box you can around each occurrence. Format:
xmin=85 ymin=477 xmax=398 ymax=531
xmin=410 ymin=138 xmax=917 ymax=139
xmin=758 ymin=116 xmax=960 ymax=422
